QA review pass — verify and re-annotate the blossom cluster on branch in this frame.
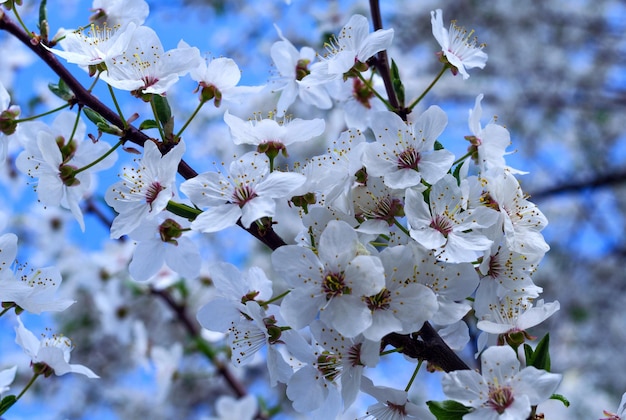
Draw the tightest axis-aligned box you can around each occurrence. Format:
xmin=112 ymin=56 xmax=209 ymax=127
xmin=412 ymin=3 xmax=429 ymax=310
xmin=1 ymin=0 xmax=615 ymax=419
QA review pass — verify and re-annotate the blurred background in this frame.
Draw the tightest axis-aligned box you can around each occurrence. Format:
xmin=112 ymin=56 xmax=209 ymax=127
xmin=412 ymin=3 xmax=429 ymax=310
xmin=1 ymin=0 xmax=625 ymax=418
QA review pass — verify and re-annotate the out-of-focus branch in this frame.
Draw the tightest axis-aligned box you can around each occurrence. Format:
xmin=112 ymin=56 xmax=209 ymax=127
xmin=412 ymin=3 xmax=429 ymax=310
xmin=530 ymin=169 xmax=626 ymax=200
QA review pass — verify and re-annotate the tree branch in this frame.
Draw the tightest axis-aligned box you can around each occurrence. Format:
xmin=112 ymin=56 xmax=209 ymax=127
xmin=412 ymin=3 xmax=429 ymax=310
xmin=529 ymin=169 xmax=626 ymax=200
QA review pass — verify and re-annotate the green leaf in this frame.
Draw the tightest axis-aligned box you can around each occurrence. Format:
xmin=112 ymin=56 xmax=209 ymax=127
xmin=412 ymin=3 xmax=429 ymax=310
xmin=550 ymin=393 xmax=570 ymax=407
xmin=139 ymin=119 xmax=159 ymax=130
xmin=427 ymin=400 xmax=472 ymax=420
xmin=83 ymin=107 xmax=107 ymax=125
xmin=390 ymin=59 xmax=405 ymax=106
xmin=527 ymin=333 xmax=551 ymax=371
xmin=452 ymin=162 xmax=464 ymax=186
xmin=38 ymin=0 xmax=49 ymax=41
xmin=152 ymin=95 xmax=172 ymax=126
xmin=0 ymin=395 xmax=17 ymax=416
xmin=434 ymin=140 xmax=444 ymax=150
xmin=48 ymin=78 xmax=74 ymax=101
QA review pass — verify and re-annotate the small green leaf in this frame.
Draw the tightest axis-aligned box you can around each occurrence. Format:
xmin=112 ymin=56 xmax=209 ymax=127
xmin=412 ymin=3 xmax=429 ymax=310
xmin=528 ymin=333 xmax=551 ymax=371
xmin=550 ymin=393 xmax=570 ymax=407
xmin=38 ymin=0 xmax=49 ymax=41
xmin=48 ymin=78 xmax=74 ymax=101
xmin=452 ymin=162 xmax=464 ymax=185
xmin=427 ymin=400 xmax=472 ymax=420
xmin=139 ymin=119 xmax=159 ymax=130
xmin=434 ymin=140 xmax=444 ymax=150
xmin=0 ymin=395 xmax=17 ymax=415
xmin=390 ymin=59 xmax=405 ymax=106
xmin=96 ymin=122 xmax=123 ymax=136
xmin=152 ymin=95 xmax=172 ymax=126
xmin=83 ymin=107 xmax=107 ymax=125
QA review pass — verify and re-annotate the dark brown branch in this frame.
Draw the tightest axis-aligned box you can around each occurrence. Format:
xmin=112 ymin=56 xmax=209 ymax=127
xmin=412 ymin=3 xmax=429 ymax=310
xmin=529 ymin=169 xmax=626 ymax=200
xmin=383 ymin=323 xmax=470 ymax=372
xmin=368 ymin=0 xmax=407 ymax=120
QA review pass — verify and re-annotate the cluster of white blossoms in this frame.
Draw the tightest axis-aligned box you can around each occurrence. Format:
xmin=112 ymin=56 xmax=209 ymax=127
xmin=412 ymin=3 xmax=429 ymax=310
xmin=0 ymin=0 xmax=583 ymax=418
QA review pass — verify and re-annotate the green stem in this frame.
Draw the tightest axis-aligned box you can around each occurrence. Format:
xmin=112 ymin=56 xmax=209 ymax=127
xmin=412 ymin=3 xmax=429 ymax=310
xmin=166 ymin=200 xmax=202 ymax=220
xmin=15 ymin=372 xmax=40 ymax=402
xmin=14 ymin=103 xmax=71 ymax=123
xmin=261 ymin=289 xmax=290 ymax=306
xmin=73 ymin=139 xmax=124 ymax=176
xmin=150 ymin=96 xmax=166 ymax=140
xmin=194 ymin=336 xmax=218 ymax=360
xmin=356 ymin=72 xmax=393 ymax=111
xmin=11 ymin=6 xmax=31 ymax=38
xmin=404 ymin=358 xmax=423 ymax=393
xmin=393 ymin=218 xmax=410 ymax=237
xmin=176 ymin=99 xmax=206 ymax=139
xmin=380 ymin=347 xmax=402 ymax=356
xmin=0 ymin=305 xmax=13 ymax=317
xmin=408 ymin=65 xmax=448 ymax=111
xmin=452 ymin=150 xmax=473 ymax=167
xmin=108 ymin=84 xmax=127 ymax=129
xmin=87 ymin=72 xmax=101 ymax=92
xmin=68 ymin=107 xmax=82 ymax=143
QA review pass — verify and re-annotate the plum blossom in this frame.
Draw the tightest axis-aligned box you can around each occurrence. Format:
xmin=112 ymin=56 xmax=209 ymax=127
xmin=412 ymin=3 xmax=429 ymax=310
xmin=309 ymin=320 xmax=380 ymax=409
xmin=102 ymin=26 xmax=201 ymax=95
xmin=362 ymin=245 xmax=438 ymax=341
xmin=180 ymin=152 xmax=305 ymax=232
xmin=127 ymin=216 xmax=201 ymax=282
xmin=15 ymin=317 xmax=98 ymax=378
xmin=223 ymin=111 xmax=325 ymax=154
xmin=105 ymin=140 xmax=185 ymax=239
xmin=227 ymin=302 xmax=308 ymax=386
xmin=476 ymin=298 xmax=560 ymax=337
xmin=190 ymin=57 xmax=264 ymax=107
xmin=272 ymin=220 xmax=385 ymax=337
xmin=43 ymin=22 xmax=137 ymax=71
xmin=405 ymin=175 xmax=496 ymax=263
xmin=467 ymin=94 xmax=526 ymax=174
xmin=15 ymin=112 xmax=116 ymax=231
xmin=196 ymin=262 xmax=274 ymax=334
xmin=362 ymin=106 xmax=454 ymax=189
xmin=442 ymin=345 xmax=561 ymax=419
xmin=361 ymin=376 xmax=435 ymax=420
xmin=304 ymin=14 xmax=394 ymax=84
xmin=476 ymin=170 xmax=549 ymax=256
xmin=270 ymin=26 xmax=332 ymax=116
xmin=431 ymin=9 xmax=488 ymax=79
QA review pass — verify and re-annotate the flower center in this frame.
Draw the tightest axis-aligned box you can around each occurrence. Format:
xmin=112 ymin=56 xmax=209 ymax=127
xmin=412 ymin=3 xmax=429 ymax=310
xmin=233 ymin=184 xmax=258 ymax=207
xmin=347 ymin=342 xmax=364 ymax=367
xmin=322 ymin=271 xmax=350 ymax=299
xmin=430 ymin=214 xmax=453 ymax=237
xmin=365 ymin=288 xmax=392 ymax=311
xmin=295 ymin=59 xmax=311 ymax=81
xmin=316 ymin=352 xmax=340 ymax=382
xmin=486 ymin=385 xmax=514 ymax=414
xmin=396 ymin=146 xmax=420 ymax=170
xmin=487 ymin=253 xmax=503 ymax=279
xmin=145 ymin=181 xmax=165 ymax=210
